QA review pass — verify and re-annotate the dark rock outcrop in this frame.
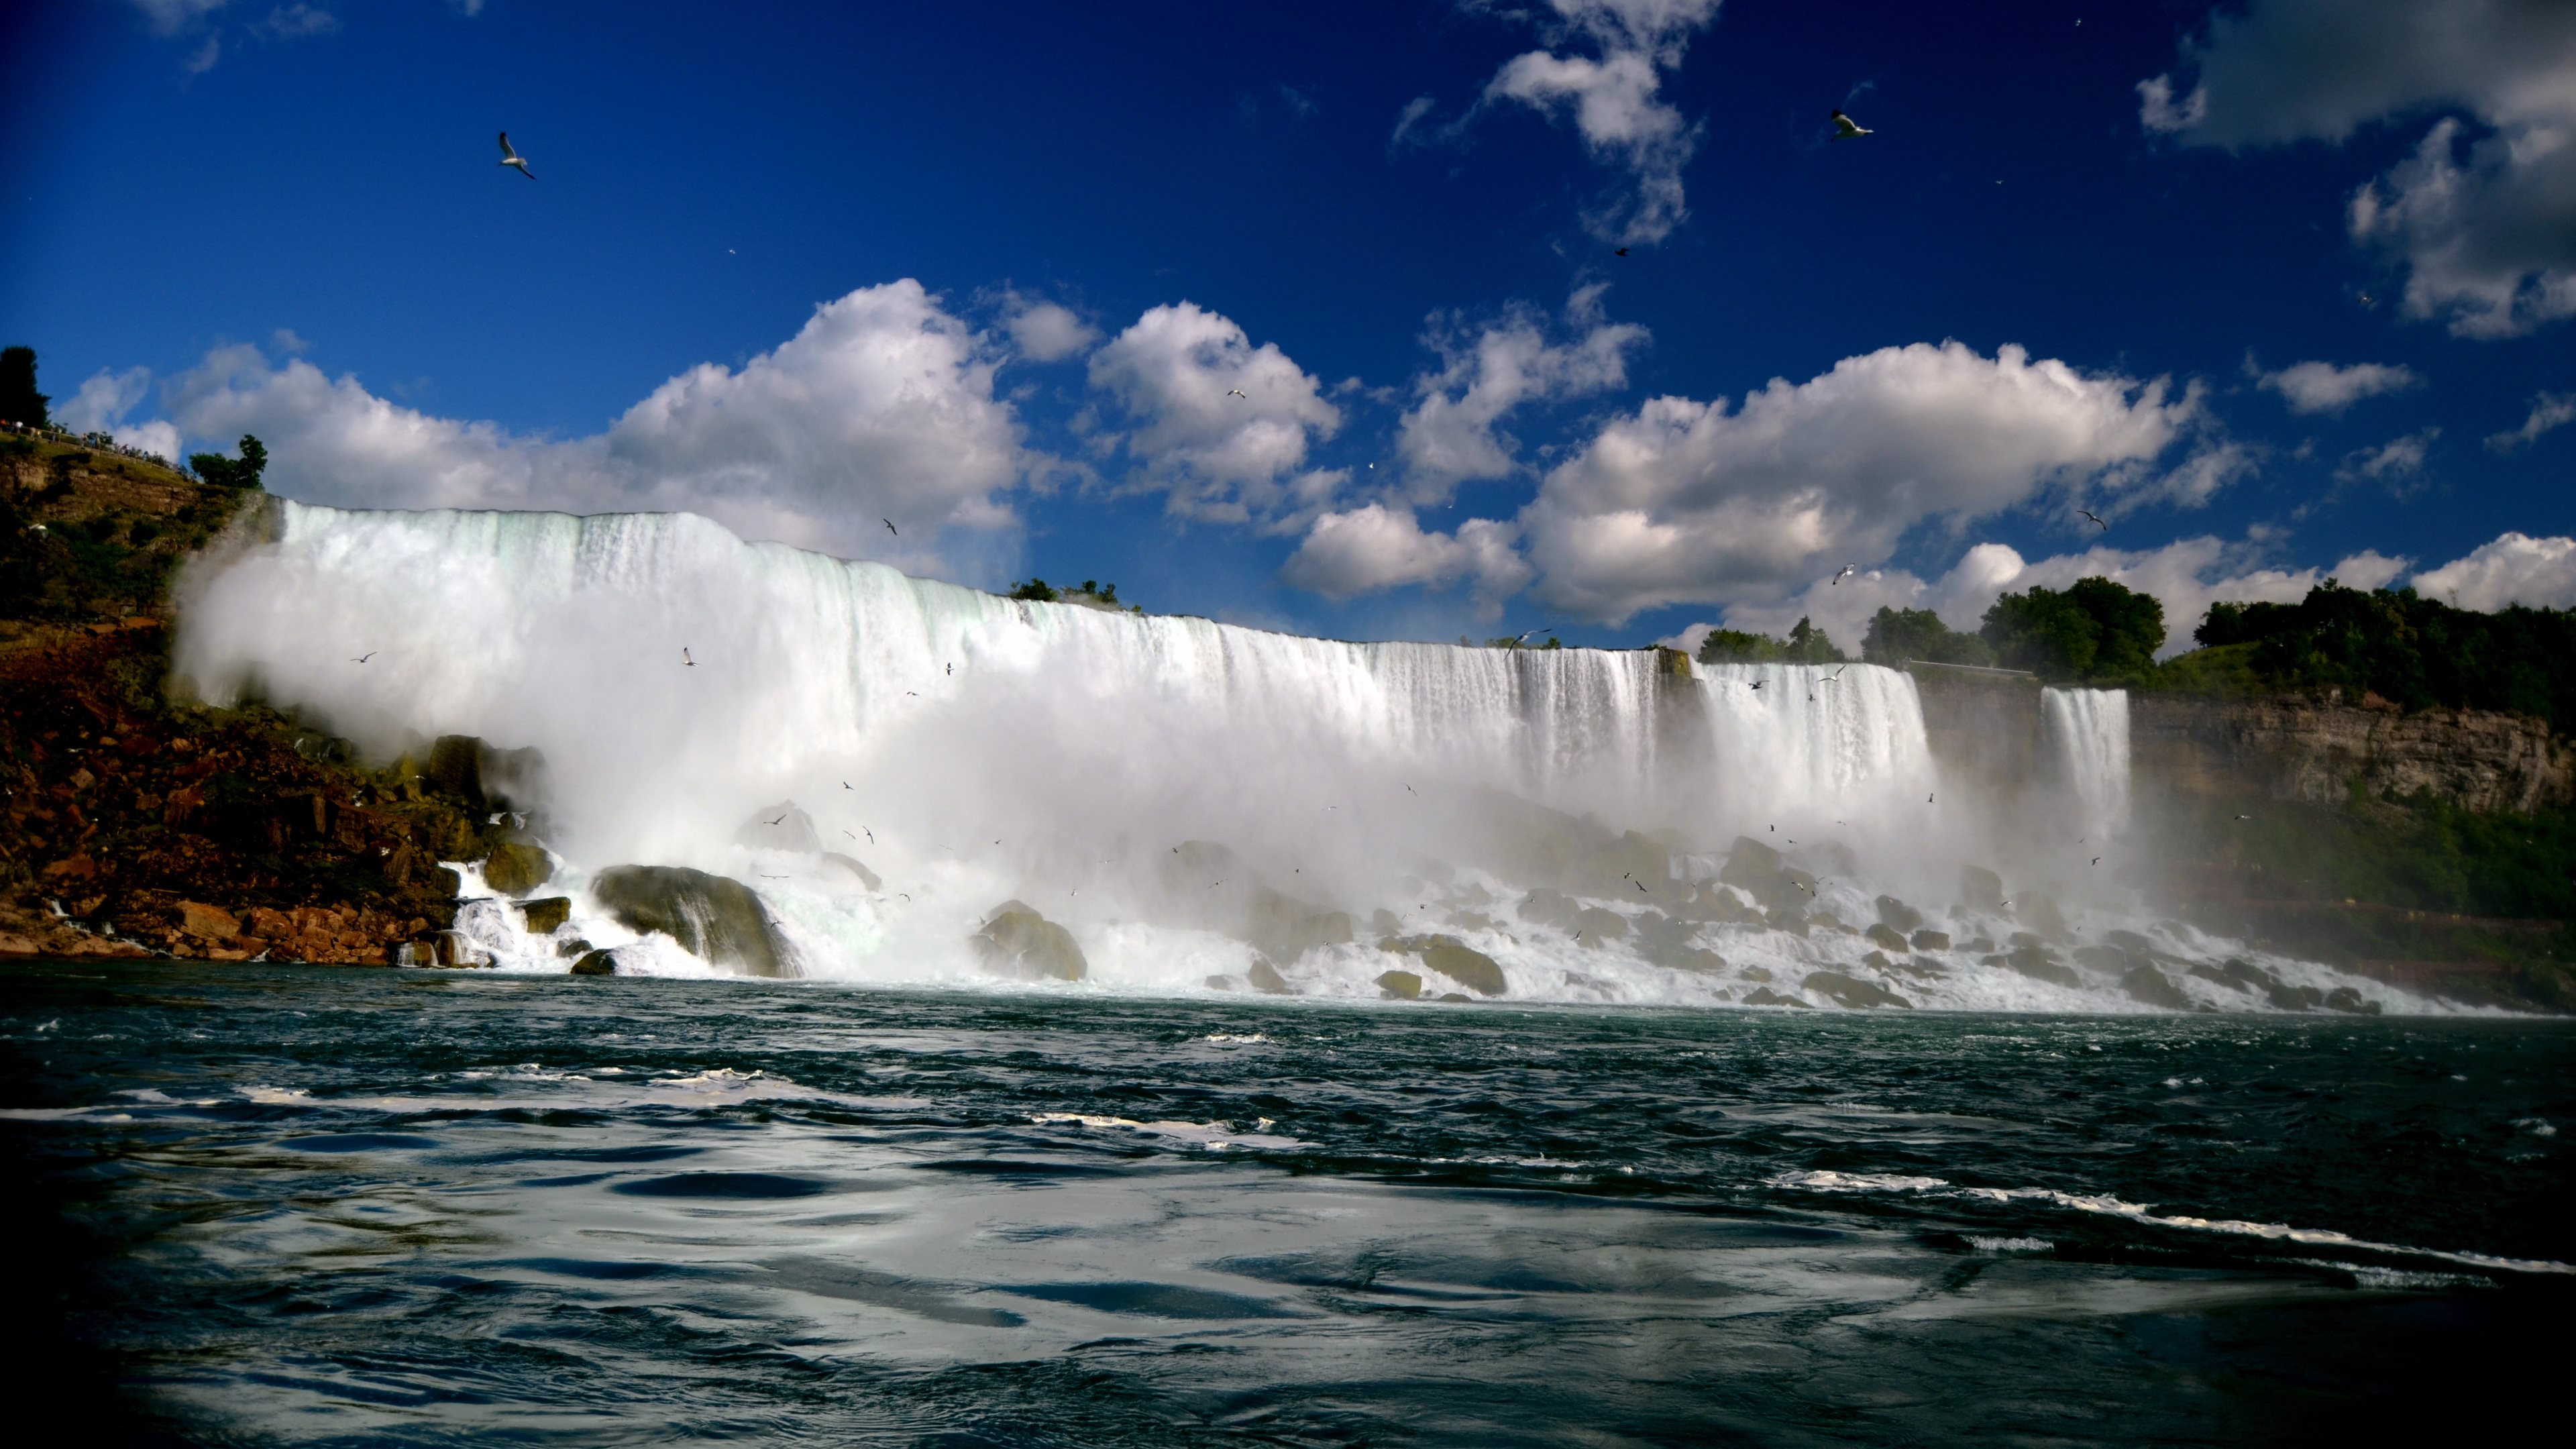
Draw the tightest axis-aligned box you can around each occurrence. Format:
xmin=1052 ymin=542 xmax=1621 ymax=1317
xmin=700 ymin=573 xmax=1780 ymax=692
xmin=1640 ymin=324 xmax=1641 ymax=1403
xmin=592 ymin=865 xmax=794 ymax=978
xmin=2131 ymin=691 xmax=2573 ymax=816
xmin=520 ymin=896 xmax=572 ymax=934
xmin=1864 ymin=922 xmax=1911 ymax=953
xmin=1910 ymin=928 xmax=1952 ymax=952
xmin=1803 ymin=970 xmax=1912 ymax=1009
xmin=1380 ymin=933 xmax=1507 ymax=996
xmin=1874 ymin=895 xmax=1924 ymax=932
xmin=1377 ymin=969 xmax=1423 ymax=1000
xmin=2121 ymin=963 xmax=2194 ymax=1009
xmin=483 ymin=841 xmax=551 ymax=896
xmin=971 ymin=899 xmax=1086 ymax=982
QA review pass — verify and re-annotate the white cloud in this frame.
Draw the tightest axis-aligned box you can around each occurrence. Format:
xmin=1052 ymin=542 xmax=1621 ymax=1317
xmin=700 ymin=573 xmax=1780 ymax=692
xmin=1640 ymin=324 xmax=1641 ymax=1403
xmin=126 ymin=0 xmax=228 ymax=36
xmin=1390 ymin=95 xmax=1440 ymax=148
xmin=256 ymin=5 xmax=337 ymax=40
xmin=996 ymin=293 xmax=1097 ymax=363
xmin=1514 ymin=340 xmax=2212 ymax=624
xmin=1278 ymin=504 xmax=1533 ymax=608
xmin=1474 ymin=0 xmax=1723 ymax=244
xmin=2335 ymin=427 xmax=2438 ymax=484
xmin=183 ymin=36 xmax=221 ymax=73
xmin=158 ymin=280 xmax=1033 ymax=566
xmin=2141 ymin=0 xmax=2576 ymax=338
xmin=57 ymin=366 xmax=184 ymax=464
xmin=2414 ymin=532 xmax=2576 ymax=609
xmin=1395 ymin=286 xmax=1646 ymax=502
xmin=2486 ymin=390 xmax=2576 ymax=451
xmin=1085 ymin=301 xmax=1342 ymax=527
xmin=2255 ymin=358 xmax=2420 ymax=413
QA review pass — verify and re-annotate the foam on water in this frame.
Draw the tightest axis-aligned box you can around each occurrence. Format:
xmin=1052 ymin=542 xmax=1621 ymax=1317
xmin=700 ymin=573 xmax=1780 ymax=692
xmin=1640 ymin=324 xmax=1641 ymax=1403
xmin=172 ymin=502 xmax=2440 ymax=1013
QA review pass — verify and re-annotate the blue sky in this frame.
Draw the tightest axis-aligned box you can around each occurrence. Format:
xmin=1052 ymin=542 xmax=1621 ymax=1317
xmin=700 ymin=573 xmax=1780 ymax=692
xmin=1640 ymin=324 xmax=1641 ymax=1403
xmin=5 ymin=0 xmax=2571 ymax=651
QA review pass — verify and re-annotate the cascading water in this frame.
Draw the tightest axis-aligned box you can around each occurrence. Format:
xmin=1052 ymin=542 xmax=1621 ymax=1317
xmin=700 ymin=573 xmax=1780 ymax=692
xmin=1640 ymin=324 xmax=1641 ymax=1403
xmin=172 ymin=501 xmax=2434 ymax=1014
xmin=2041 ymin=687 xmax=2133 ymax=845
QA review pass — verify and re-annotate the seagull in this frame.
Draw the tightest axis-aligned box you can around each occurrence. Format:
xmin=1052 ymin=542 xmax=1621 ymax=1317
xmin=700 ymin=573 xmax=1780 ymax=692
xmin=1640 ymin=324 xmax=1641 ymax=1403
xmin=1614 ymin=247 xmax=1629 ymax=257
xmin=682 ymin=647 xmax=694 ymax=667
xmin=1635 ymin=880 xmax=1650 ymax=894
xmin=1823 ymin=665 xmax=1847 ymax=682
xmin=2091 ymin=857 xmax=2102 ymax=866
xmin=2078 ymin=508 xmax=2107 ymax=529
xmin=1749 ymin=680 xmax=1766 ymax=690
xmin=898 ymin=892 xmax=911 ymax=902
xmin=1510 ymin=625 xmax=1556 ymax=644
xmin=765 ymin=812 xmax=788 ymax=826
xmin=2234 ymin=813 xmax=2251 ymax=821
xmin=843 ymin=781 xmax=853 ymax=790
xmin=1830 ymin=563 xmax=1858 ymax=585
xmin=883 ymin=518 xmax=898 ymax=536
xmin=1405 ymin=783 xmax=1417 ymax=794
xmin=1830 ymin=109 xmax=1873 ymax=140
xmin=497 ymin=133 xmax=535 ymax=178
xmin=843 ymin=830 xmax=857 ymax=840
xmin=351 ymin=651 xmax=376 ymax=663
xmin=1226 ymin=388 xmax=1247 ymax=399
xmin=947 ymin=662 xmax=953 ymax=676
xmin=1928 ymin=792 xmax=1935 ymax=804
xmin=863 ymin=827 xmax=874 ymax=843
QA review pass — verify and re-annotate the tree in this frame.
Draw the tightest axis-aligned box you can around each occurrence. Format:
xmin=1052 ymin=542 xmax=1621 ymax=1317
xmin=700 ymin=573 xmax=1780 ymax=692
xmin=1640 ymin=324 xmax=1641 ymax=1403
xmin=1861 ymin=606 xmax=1995 ymax=666
xmin=1007 ymin=577 xmax=1059 ymax=602
xmin=189 ymin=434 xmax=269 ymax=490
xmin=1697 ymin=616 xmax=1845 ymax=666
xmin=0 ymin=345 xmax=46 ymax=429
xmin=1979 ymin=576 xmax=2165 ymax=681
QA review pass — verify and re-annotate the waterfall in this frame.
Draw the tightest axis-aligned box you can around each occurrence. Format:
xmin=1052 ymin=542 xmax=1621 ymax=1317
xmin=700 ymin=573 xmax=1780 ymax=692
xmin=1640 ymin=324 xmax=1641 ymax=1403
xmin=166 ymin=502 xmax=2421 ymax=1014
xmin=2041 ymin=687 xmax=2132 ymax=843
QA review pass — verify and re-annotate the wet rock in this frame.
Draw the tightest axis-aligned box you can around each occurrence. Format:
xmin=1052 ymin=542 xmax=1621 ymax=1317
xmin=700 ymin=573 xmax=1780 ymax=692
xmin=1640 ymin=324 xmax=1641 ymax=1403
xmin=1517 ymin=888 xmax=1577 ymax=926
xmin=1873 ymin=950 xmax=1946 ymax=981
xmin=1737 ymin=965 xmax=1774 ymax=983
xmin=1802 ymin=841 xmax=1862 ymax=877
xmin=822 ymin=853 xmax=881 ymax=891
xmin=1444 ymin=909 xmax=1496 ymax=932
xmin=2019 ymin=894 xmax=2071 ymax=940
xmin=2072 ymin=945 xmax=2132 ymax=977
xmin=570 ymin=949 xmax=619 ymax=976
xmin=1569 ymin=906 xmax=1628 ymax=941
xmin=1246 ymin=889 xmax=1354 ymax=963
xmin=426 ymin=735 xmax=547 ymax=812
xmin=2121 ymin=964 xmax=2194 ymax=1010
xmin=736 ymin=802 xmax=822 ymax=854
xmin=1246 ymin=957 xmax=1293 ymax=995
xmin=2104 ymin=929 xmax=2155 ymax=956
xmin=1381 ymin=933 xmax=1507 ymax=996
xmin=1874 ymin=895 xmax=1925 ymax=932
xmin=1660 ymin=947 xmax=1729 ymax=973
xmin=2324 ymin=985 xmax=2383 ymax=1016
xmin=592 ymin=865 xmax=795 ymax=979
xmin=1368 ymin=908 xmax=1403 ymax=936
xmin=2265 ymin=980 xmax=2326 ymax=1012
xmin=1911 ymin=929 xmax=1951 ymax=951
xmin=483 ymin=841 xmax=552 ymax=896
xmin=1764 ymin=905 xmax=1811 ymax=938
xmin=178 ymin=900 xmax=239 ymax=941
xmin=1960 ymin=864 xmax=2006 ymax=911
xmin=1804 ymin=970 xmax=1913 ymax=1009
xmin=520 ymin=896 xmax=572 ymax=934
xmin=1203 ymin=974 xmax=1240 ymax=991
xmin=1864 ymin=922 xmax=1911 ymax=953
xmin=1436 ymin=992 xmax=1473 ymax=1004
xmin=1742 ymin=987 xmax=1809 ymax=1008
xmin=971 ymin=900 xmax=1087 ymax=982
xmin=1672 ymin=882 xmax=1757 ymax=924
xmin=433 ymin=929 xmax=488 ymax=967
xmin=2001 ymin=944 xmax=2080 ymax=988
xmin=1377 ymin=969 xmax=1423 ymax=1000
xmin=556 ymin=936 xmax=593 ymax=958
xmin=1811 ymin=910 xmax=1849 ymax=933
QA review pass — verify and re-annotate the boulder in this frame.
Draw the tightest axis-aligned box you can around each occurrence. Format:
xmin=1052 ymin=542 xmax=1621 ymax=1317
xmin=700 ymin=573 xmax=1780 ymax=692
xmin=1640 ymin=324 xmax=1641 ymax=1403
xmin=1737 ymin=965 xmax=1774 ymax=983
xmin=1803 ymin=970 xmax=1913 ymax=1009
xmin=483 ymin=842 xmax=552 ymax=896
xmin=2072 ymin=945 xmax=2132 ymax=977
xmin=425 ymin=735 xmax=547 ymax=812
xmin=1874 ymin=894 xmax=1925 ymax=932
xmin=1742 ymin=987 xmax=1809 ymax=1008
xmin=570 ymin=949 xmax=619 ymax=977
xmin=1517 ymin=888 xmax=1578 ymax=926
xmin=592 ymin=864 xmax=796 ymax=978
xmin=2019 ymin=894 xmax=2071 ymax=940
xmin=1569 ymin=906 xmax=1628 ymax=941
xmin=1381 ymin=933 xmax=1507 ymax=996
xmin=971 ymin=900 xmax=1087 ymax=982
xmin=1376 ymin=969 xmax=1423 ymax=1000
xmin=2265 ymin=979 xmax=2326 ymax=1012
xmin=556 ymin=936 xmax=593 ymax=958
xmin=1764 ymin=906 xmax=1811 ymax=938
xmin=1246 ymin=888 xmax=1354 ymax=962
xmin=1660 ymin=947 xmax=1729 ymax=973
xmin=520 ymin=896 xmax=572 ymax=934
xmin=736 ymin=802 xmax=822 ymax=854
xmin=1864 ymin=922 xmax=1911 ymax=954
xmin=1720 ymin=837 xmax=1784 ymax=888
xmin=1910 ymin=929 xmax=1951 ymax=952
xmin=178 ymin=900 xmax=239 ymax=941
xmin=1999 ymin=944 xmax=2080 ymax=988
xmin=822 ymin=853 xmax=881 ymax=890
xmin=1246 ymin=957 xmax=1293 ymax=995
xmin=2324 ymin=985 xmax=2383 ymax=1016
xmin=1672 ymin=882 xmax=1757 ymax=924
xmin=2121 ymin=964 xmax=2194 ymax=1010
xmin=2104 ymin=929 xmax=2155 ymax=957
xmin=1960 ymin=864 xmax=2006 ymax=912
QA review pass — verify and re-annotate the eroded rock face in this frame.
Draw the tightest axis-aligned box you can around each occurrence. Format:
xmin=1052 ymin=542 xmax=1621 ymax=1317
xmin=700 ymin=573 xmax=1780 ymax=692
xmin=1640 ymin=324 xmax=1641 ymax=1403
xmin=1864 ymin=922 xmax=1911 ymax=953
xmin=972 ymin=900 xmax=1087 ymax=982
xmin=520 ymin=896 xmax=572 ymax=934
xmin=2131 ymin=692 xmax=2575 ymax=815
xmin=483 ymin=842 xmax=551 ymax=896
xmin=592 ymin=865 xmax=795 ymax=978
xmin=1380 ymin=933 xmax=1506 ymax=996
xmin=1803 ymin=971 xmax=1912 ymax=1009
xmin=2121 ymin=964 xmax=2194 ymax=1010
xmin=1874 ymin=895 xmax=1924 ymax=932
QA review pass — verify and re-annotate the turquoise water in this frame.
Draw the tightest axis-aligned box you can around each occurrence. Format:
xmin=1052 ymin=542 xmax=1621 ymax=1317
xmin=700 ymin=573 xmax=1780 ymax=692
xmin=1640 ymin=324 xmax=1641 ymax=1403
xmin=4 ymin=961 xmax=2569 ymax=1445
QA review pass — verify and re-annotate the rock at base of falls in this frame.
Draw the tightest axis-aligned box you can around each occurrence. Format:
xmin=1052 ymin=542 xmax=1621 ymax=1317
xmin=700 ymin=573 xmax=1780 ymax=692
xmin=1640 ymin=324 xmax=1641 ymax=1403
xmin=1992 ymin=943 xmax=2080 ymax=989
xmin=1742 ymin=986 xmax=1809 ymax=1008
xmin=1960 ymin=864 xmax=2006 ymax=912
xmin=972 ymin=900 xmax=1087 ymax=982
xmin=1517 ymin=888 xmax=1576 ymax=926
xmin=520 ymin=896 xmax=572 ymax=934
xmin=1569 ymin=906 xmax=1627 ymax=941
xmin=1864 ymin=922 xmax=1911 ymax=954
xmin=591 ymin=865 xmax=796 ymax=978
xmin=1721 ymin=837 xmax=1819 ymax=914
xmin=2324 ymin=986 xmax=2382 ymax=1015
xmin=1377 ymin=969 xmax=1423 ymax=1000
xmin=482 ymin=842 xmax=552 ymax=896
xmin=1246 ymin=957 xmax=1292 ymax=994
xmin=1379 ymin=934 xmax=1507 ymax=996
xmin=736 ymin=802 xmax=822 ymax=854
xmin=1911 ymin=928 xmax=1952 ymax=952
xmin=570 ymin=948 xmax=620 ymax=976
xmin=1803 ymin=971 xmax=1913 ymax=1009
xmin=2121 ymin=963 xmax=2194 ymax=1010
xmin=1874 ymin=894 xmax=1925 ymax=932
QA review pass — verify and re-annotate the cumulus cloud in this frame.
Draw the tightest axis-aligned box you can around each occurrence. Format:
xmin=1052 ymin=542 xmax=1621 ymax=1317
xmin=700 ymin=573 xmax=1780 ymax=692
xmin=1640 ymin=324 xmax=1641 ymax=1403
xmin=995 ymin=292 xmax=1098 ymax=363
xmin=56 ymin=366 xmax=183 ymax=465
xmin=1278 ymin=504 xmax=1535 ymax=610
xmin=2486 ymin=390 xmax=2576 ymax=451
xmin=1474 ymin=0 xmax=1723 ymax=244
xmin=2254 ymin=358 xmax=2420 ymax=413
xmin=2414 ymin=531 xmax=2576 ymax=609
xmin=1514 ymin=340 xmax=2216 ymax=624
xmin=2141 ymin=0 xmax=2576 ymax=337
xmin=1395 ymin=285 xmax=1647 ymax=502
xmin=1699 ymin=537 xmax=2412 ymax=661
xmin=1085 ymin=301 xmax=1342 ymax=527
xmin=156 ymin=280 xmax=1032 ymax=565
xmin=2335 ymin=427 xmax=2438 ymax=484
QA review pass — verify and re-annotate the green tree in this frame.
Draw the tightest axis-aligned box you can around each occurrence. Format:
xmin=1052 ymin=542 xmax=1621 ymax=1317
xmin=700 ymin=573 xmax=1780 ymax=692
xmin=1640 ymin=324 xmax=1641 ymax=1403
xmin=1697 ymin=616 xmax=1845 ymax=666
xmin=2186 ymin=580 xmax=2576 ymax=731
xmin=1980 ymin=577 xmax=2164 ymax=681
xmin=189 ymin=434 xmax=269 ymax=490
xmin=1008 ymin=577 xmax=1060 ymax=602
xmin=0 ymin=345 xmax=46 ymax=429
xmin=1861 ymin=606 xmax=1996 ymax=666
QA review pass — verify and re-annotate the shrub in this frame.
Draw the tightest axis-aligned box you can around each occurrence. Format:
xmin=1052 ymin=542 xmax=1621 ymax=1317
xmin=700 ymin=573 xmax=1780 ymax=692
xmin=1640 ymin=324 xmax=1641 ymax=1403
xmin=190 ymin=434 xmax=268 ymax=490
xmin=1697 ymin=616 xmax=1846 ymax=665
xmin=1008 ymin=577 xmax=1060 ymax=602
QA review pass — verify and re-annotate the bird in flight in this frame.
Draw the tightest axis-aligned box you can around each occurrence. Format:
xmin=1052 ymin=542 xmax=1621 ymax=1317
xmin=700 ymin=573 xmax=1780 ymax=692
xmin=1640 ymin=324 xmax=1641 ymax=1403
xmin=765 ymin=812 xmax=788 ymax=826
xmin=1927 ymin=792 xmax=1935 ymax=804
xmin=498 ymin=132 xmax=535 ymax=178
xmin=2091 ymin=857 xmax=2101 ymax=866
xmin=1614 ymin=247 xmax=1629 ymax=257
xmin=2078 ymin=508 xmax=2107 ymax=529
xmin=843 ymin=781 xmax=853 ymax=790
xmin=1824 ymin=665 xmax=1847 ymax=682
xmin=351 ymin=651 xmax=376 ymax=663
xmin=1749 ymin=680 xmax=1766 ymax=690
xmin=1226 ymin=388 xmax=1247 ymax=399
xmin=682 ymin=647 xmax=694 ymax=667
xmin=1830 ymin=564 xmax=1858 ymax=585
xmin=883 ymin=518 xmax=898 ymax=536
xmin=1511 ymin=625 xmax=1556 ymax=644
xmin=1830 ymin=109 xmax=1873 ymax=140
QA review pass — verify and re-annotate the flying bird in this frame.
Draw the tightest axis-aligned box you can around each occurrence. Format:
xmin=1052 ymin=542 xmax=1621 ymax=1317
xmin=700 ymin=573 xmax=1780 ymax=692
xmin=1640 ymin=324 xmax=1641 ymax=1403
xmin=497 ymin=132 xmax=535 ymax=178
xmin=1928 ymin=792 xmax=1935 ymax=804
xmin=682 ymin=647 xmax=694 ymax=667
xmin=883 ymin=519 xmax=898 ymax=536
xmin=351 ymin=651 xmax=376 ymax=663
xmin=1226 ymin=388 xmax=1247 ymax=399
xmin=1830 ymin=564 xmax=1858 ymax=585
xmin=765 ymin=812 xmax=788 ymax=826
xmin=1830 ymin=109 xmax=1873 ymax=140
xmin=843 ymin=781 xmax=853 ymax=790
xmin=2079 ymin=508 xmax=2107 ymax=529
xmin=2092 ymin=857 xmax=2102 ymax=866
xmin=1824 ymin=665 xmax=1847 ymax=682
xmin=1511 ymin=625 xmax=1556 ymax=644
xmin=1635 ymin=880 xmax=1650 ymax=894
xmin=2234 ymin=813 xmax=2252 ymax=821
xmin=1749 ymin=680 xmax=1766 ymax=690
xmin=1614 ymin=247 xmax=1629 ymax=257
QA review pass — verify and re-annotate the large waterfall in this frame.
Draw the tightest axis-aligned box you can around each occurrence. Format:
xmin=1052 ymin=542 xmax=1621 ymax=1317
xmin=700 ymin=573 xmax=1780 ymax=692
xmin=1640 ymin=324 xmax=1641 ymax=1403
xmin=172 ymin=502 xmax=2426 ymax=1013
xmin=2041 ymin=687 xmax=2133 ymax=844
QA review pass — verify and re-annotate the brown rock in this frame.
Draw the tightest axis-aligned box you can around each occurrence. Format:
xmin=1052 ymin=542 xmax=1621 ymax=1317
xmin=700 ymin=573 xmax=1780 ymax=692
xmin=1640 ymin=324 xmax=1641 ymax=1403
xmin=1377 ymin=969 xmax=1424 ymax=1000
xmin=520 ymin=896 xmax=572 ymax=934
xmin=178 ymin=900 xmax=239 ymax=941
xmin=482 ymin=842 xmax=552 ymax=896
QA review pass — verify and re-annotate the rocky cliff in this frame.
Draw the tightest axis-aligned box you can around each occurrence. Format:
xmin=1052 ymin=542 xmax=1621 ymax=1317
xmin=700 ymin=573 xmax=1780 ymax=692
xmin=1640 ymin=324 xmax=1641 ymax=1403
xmin=2131 ymin=691 xmax=2573 ymax=814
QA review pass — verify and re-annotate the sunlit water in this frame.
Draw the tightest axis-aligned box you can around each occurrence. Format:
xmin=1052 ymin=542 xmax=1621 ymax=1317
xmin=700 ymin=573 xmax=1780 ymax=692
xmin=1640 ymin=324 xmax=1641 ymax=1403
xmin=5 ymin=961 xmax=2568 ymax=1445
